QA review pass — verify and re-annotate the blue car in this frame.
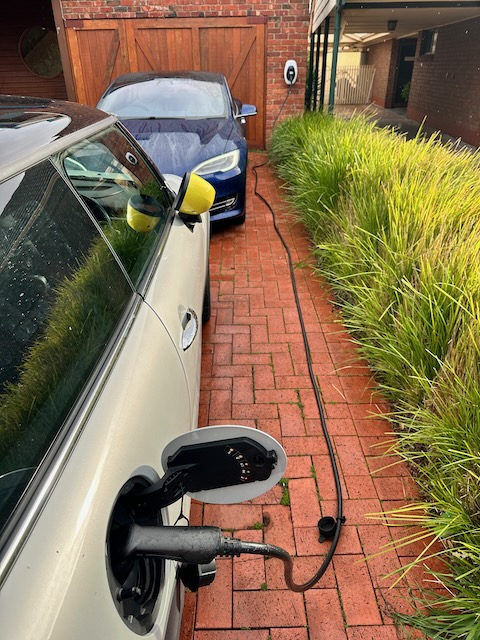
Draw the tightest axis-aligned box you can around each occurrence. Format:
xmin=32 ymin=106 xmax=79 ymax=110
xmin=97 ymin=71 xmax=257 ymax=224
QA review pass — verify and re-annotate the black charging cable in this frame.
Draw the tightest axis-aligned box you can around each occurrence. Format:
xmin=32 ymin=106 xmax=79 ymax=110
xmin=249 ymin=83 xmax=346 ymax=588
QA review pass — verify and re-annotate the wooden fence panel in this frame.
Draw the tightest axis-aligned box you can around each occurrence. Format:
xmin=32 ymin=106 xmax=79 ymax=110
xmin=66 ymin=20 xmax=130 ymax=106
xmin=129 ymin=22 xmax=198 ymax=72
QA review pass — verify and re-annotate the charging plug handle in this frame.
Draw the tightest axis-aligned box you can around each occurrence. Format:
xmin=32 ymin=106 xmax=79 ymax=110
xmin=123 ymin=525 xmax=224 ymax=564
xmin=120 ymin=524 xmax=338 ymax=592
xmin=123 ymin=524 xmax=284 ymax=562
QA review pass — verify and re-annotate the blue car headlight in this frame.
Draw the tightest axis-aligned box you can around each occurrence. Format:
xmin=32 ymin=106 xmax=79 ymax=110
xmin=192 ymin=149 xmax=240 ymax=176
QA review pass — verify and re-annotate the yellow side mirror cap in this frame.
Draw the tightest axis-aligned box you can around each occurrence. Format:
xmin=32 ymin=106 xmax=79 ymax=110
xmin=174 ymin=172 xmax=215 ymax=216
xmin=127 ymin=194 xmax=165 ymax=233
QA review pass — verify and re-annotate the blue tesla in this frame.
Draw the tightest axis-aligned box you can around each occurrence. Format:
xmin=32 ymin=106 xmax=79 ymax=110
xmin=97 ymin=71 xmax=257 ymax=224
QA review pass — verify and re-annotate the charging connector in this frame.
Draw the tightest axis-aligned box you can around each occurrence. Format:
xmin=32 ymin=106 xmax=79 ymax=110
xmin=119 ymin=524 xmax=342 ymax=593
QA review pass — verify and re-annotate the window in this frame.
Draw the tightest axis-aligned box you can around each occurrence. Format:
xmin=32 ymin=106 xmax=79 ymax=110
xmin=420 ymin=29 xmax=438 ymax=56
xmin=0 ymin=160 xmax=133 ymax=534
xmin=19 ymin=26 xmax=63 ymax=79
xmin=63 ymin=126 xmax=173 ymax=288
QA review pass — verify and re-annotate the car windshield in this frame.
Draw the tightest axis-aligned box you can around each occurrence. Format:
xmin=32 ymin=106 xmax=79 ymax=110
xmin=99 ymin=77 xmax=229 ymax=119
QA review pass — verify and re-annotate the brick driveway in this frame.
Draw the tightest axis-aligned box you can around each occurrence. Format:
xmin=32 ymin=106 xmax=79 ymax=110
xmin=180 ymin=153 xmax=431 ymax=640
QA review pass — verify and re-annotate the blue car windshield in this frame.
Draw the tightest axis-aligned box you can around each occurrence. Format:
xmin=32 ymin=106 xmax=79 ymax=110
xmin=99 ymin=78 xmax=229 ymax=119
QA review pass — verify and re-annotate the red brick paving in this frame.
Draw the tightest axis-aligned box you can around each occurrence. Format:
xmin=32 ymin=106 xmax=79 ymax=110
xmin=180 ymin=154 xmax=428 ymax=640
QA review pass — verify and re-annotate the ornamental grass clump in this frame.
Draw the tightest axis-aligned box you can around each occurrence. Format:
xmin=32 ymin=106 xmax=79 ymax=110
xmin=269 ymin=112 xmax=480 ymax=639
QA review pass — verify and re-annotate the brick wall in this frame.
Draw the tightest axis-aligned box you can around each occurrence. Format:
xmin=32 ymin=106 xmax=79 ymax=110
xmin=60 ymin=0 xmax=310 ymax=141
xmin=366 ymin=39 xmax=398 ymax=108
xmin=407 ymin=17 xmax=480 ymax=147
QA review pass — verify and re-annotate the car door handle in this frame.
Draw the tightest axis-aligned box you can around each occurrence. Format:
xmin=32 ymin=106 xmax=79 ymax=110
xmin=181 ymin=308 xmax=198 ymax=351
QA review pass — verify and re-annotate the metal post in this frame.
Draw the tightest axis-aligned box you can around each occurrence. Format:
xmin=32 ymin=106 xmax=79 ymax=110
xmin=313 ymin=26 xmax=321 ymax=111
xmin=305 ymin=31 xmax=316 ymax=110
xmin=319 ymin=15 xmax=330 ymax=109
xmin=328 ymin=1 xmax=343 ymax=113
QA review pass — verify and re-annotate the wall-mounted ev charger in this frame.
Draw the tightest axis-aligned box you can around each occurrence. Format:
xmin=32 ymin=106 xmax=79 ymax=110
xmin=284 ymin=59 xmax=298 ymax=85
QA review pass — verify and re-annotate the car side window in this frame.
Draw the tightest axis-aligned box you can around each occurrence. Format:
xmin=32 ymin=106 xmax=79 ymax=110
xmin=63 ymin=125 xmax=173 ymax=288
xmin=0 ymin=160 xmax=133 ymax=535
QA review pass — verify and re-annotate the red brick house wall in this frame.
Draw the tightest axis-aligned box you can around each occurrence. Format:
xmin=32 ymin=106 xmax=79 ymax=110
xmin=366 ymin=39 xmax=399 ymax=108
xmin=59 ymin=0 xmax=310 ymax=142
xmin=407 ymin=17 xmax=480 ymax=147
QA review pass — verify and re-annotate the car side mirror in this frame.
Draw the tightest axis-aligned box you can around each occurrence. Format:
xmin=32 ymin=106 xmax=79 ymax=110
xmin=238 ymin=104 xmax=257 ymax=119
xmin=173 ymin=171 xmax=215 ymax=216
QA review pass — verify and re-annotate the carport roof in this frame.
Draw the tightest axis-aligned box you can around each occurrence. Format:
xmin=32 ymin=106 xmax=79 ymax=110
xmin=310 ymin=0 xmax=480 ymax=46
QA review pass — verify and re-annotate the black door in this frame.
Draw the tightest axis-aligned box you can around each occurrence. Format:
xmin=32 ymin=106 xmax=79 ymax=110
xmin=394 ymin=38 xmax=417 ymax=107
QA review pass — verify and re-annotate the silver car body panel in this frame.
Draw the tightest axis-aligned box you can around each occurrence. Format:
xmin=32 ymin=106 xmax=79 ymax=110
xmin=0 ymin=101 xmax=209 ymax=638
xmin=0 ymin=275 xmax=196 ymax=638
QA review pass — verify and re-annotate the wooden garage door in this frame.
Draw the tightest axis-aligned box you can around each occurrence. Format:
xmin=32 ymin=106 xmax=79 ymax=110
xmin=65 ymin=17 xmax=265 ymax=148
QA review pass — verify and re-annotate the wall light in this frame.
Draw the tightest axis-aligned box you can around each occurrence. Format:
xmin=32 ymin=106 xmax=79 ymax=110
xmin=387 ymin=20 xmax=398 ymax=31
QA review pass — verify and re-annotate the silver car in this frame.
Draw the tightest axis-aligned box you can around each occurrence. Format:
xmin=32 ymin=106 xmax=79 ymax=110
xmin=0 ymin=95 xmax=212 ymax=639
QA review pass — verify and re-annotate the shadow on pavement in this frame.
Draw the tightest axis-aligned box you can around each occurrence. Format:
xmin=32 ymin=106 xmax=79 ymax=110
xmin=333 ymin=103 xmax=477 ymax=152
